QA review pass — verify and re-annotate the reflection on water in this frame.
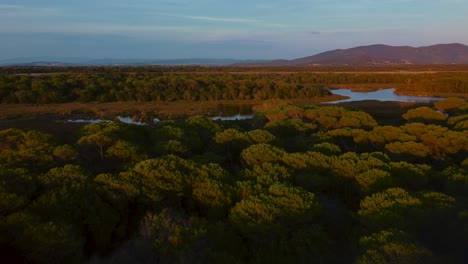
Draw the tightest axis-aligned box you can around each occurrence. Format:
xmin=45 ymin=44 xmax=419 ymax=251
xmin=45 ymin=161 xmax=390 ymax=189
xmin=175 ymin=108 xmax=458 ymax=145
xmin=66 ymin=119 xmax=110 ymax=123
xmin=62 ymin=104 xmax=255 ymax=125
xmin=66 ymin=117 xmax=150 ymax=125
xmin=65 ymin=113 xmax=254 ymax=125
xmin=328 ymin=88 xmax=444 ymax=103
xmin=117 ymin=116 xmax=147 ymax=126
xmin=209 ymin=103 xmax=255 ymax=121
xmin=212 ymin=114 xmax=254 ymax=121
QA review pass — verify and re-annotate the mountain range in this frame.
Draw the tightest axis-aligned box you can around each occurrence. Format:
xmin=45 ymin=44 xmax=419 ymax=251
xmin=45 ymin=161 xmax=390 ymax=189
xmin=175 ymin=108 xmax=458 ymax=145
xmin=269 ymin=43 xmax=468 ymax=66
xmin=2 ymin=43 xmax=468 ymax=66
xmin=0 ymin=57 xmax=266 ymax=66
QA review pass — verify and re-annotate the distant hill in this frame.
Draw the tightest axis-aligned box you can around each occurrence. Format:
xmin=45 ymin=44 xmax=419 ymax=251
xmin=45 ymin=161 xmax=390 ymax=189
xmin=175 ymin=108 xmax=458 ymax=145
xmin=273 ymin=43 xmax=468 ymax=66
xmin=0 ymin=57 xmax=268 ymax=66
xmin=2 ymin=43 xmax=468 ymax=66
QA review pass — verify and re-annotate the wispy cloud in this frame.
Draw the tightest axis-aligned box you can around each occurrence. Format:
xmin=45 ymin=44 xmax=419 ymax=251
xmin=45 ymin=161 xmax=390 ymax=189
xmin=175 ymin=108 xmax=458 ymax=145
xmin=156 ymin=12 xmax=287 ymax=29
xmin=0 ymin=22 xmax=252 ymax=43
xmin=0 ymin=4 xmax=62 ymax=17
xmin=180 ymin=15 xmax=257 ymax=23
xmin=152 ymin=12 xmax=259 ymax=24
xmin=0 ymin=4 xmax=19 ymax=9
xmin=0 ymin=23 xmax=200 ymax=34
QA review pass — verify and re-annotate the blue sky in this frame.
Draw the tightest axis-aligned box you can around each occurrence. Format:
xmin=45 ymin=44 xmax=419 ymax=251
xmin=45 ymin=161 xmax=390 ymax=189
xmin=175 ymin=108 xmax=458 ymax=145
xmin=1 ymin=0 xmax=468 ymax=60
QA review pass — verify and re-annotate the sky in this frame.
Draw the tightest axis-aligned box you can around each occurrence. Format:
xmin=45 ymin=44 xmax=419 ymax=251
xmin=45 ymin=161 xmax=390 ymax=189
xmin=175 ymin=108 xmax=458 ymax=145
xmin=1 ymin=0 xmax=468 ymax=60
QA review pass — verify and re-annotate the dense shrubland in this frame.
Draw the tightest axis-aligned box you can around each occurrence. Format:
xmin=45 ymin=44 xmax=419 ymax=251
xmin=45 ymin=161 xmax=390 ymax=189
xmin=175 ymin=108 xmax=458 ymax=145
xmin=0 ymin=98 xmax=467 ymax=263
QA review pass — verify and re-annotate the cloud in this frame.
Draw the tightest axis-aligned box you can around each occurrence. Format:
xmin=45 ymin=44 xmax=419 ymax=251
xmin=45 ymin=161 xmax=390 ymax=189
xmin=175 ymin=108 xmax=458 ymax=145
xmin=179 ymin=15 xmax=257 ymax=23
xmin=0 ymin=23 xmax=199 ymax=35
xmin=152 ymin=12 xmax=261 ymax=24
xmin=0 ymin=4 xmax=61 ymax=17
xmin=0 ymin=4 xmax=19 ymax=9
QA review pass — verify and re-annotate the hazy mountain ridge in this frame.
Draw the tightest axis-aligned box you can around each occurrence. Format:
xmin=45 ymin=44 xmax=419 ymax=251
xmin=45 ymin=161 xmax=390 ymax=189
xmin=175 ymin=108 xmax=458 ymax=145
xmin=0 ymin=57 xmax=268 ymax=66
xmin=2 ymin=43 xmax=468 ymax=66
xmin=284 ymin=43 xmax=468 ymax=66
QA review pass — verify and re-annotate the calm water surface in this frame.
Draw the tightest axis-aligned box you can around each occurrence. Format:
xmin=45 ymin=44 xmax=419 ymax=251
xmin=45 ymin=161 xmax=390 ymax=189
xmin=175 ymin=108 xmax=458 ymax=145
xmin=328 ymin=88 xmax=444 ymax=103
xmin=212 ymin=114 xmax=254 ymax=121
xmin=65 ymin=91 xmax=440 ymax=124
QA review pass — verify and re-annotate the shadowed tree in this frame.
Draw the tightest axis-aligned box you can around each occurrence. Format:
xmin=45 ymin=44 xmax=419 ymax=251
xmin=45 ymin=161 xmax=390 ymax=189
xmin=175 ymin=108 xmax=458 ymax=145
xmin=130 ymin=156 xmax=196 ymax=202
xmin=447 ymin=114 xmax=468 ymax=129
xmin=26 ymin=183 xmax=121 ymax=252
xmin=0 ymin=212 xmax=84 ymax=264
xmin=355 ymin=169 xmax=392 ymax=194
xmin=241 ymin=162 xmax=293 ymax=187
xmin=106 ymin=140 xmax=144 ymax=163
xmin=434 ymin=97 xmax=468 ymax=114
xmin=53 ymin=144 xmax=78 ymax=164
xmin=40 ymin=165 xmax=87 ymax=189
xmin=0 ymin=166 xmax=36 ymax=216
xmin=385 ymin=141 xmax=431 ymax=159
xmin=441 ymin=166 xmax=468 ymax=196
xmin=78 ymin=122 xmax=120 ymax=161
xmin=215 ymin=128 xmax=251 ymax=167
xmin=246 ymin=129 xmax=276 ymax=144
xmin=311 ymin=142 xmax=342 ymax=156
xmin=241 ymin=143 xmax=287 ymax=168
xmin=356 ymin=229 xmax=434 ymax=264
xmin=146 ymin=209 xmax=246 ymax=263
xmin=0 ymin=128 xmax=57 ymax=171
xmin=230 ymin=183 xmax=329 ymax=263
xmin=358 ymin=188 xmax=423 ymax=230
xmin=230 ymin=183 xmax=321 ymax=228
xmin=354 ymin=126 xmax=417 ymax=148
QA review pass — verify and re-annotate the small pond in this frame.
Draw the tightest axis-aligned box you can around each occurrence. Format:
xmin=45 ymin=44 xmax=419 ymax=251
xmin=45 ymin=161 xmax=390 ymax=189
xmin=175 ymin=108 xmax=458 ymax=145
xmin=327 ymin=88 xmax=444 ymax=103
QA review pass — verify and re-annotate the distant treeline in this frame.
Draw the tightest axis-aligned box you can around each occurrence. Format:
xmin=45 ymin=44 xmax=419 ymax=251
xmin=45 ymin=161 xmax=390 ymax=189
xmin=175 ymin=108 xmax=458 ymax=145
xmin=0 ymin=71 xmax=467 ymax=104
xmin=0 ymin=73 xmax=331 ymax=103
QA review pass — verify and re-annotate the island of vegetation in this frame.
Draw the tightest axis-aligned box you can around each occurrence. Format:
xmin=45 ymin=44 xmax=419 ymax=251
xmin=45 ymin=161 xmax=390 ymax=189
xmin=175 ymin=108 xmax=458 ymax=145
xmin=0 ymin=66 xmax=467 ymax=263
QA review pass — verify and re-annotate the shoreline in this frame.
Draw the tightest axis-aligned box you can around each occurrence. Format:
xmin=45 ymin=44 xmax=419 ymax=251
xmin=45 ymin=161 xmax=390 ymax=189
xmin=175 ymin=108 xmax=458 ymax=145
xmin=0 ymin=95 xmax=348 ymax=120
xmin=0 ymin=90 xmax=464 ymax=121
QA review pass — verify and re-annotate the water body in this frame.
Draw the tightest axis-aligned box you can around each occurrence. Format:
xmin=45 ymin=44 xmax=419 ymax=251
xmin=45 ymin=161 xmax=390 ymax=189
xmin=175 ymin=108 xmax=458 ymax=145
xmin=66 ymin=119 xmax=110 ymax=123
xmin=65 ymin=116 xmax=149 ymax=125
xmin=212 ymin=114 xmax=254 ymax=121
xmin=327 ymin=88 xmax=444 ymax=104
xmin=209 ymin=103 xmax=255 ymax=121
xmin=116 ymin=116 xmax=147 ymax=126
xmin=65 ymin=115 xmax=253 ymax=124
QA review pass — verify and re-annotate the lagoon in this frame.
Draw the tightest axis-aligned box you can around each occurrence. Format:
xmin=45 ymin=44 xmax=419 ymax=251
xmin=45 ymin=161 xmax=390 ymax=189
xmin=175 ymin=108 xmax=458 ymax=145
xmin=327 ymin=88 xmax=443 ymax=103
